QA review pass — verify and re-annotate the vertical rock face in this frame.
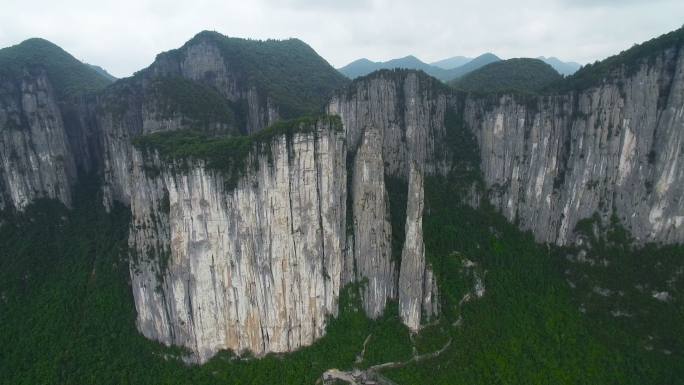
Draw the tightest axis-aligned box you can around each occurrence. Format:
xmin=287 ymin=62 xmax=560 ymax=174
xmin=466 ymin=46 xmax=684 ymax=245
xmin=350 ymin=127 xmax=396 ymax=317
xmin=398 ymin=163 xmax=439 ymax=331
xmin=0 ymin=71 xmax=76 ymax=210
xmin=128 ymin=121 xmax=347 ymax=363
xmin=328 ymin=71 xmax=446 ymax=325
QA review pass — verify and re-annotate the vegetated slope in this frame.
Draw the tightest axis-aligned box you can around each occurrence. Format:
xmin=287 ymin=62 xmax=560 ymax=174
xmin=451 ymin=58 xmax=562 ymax=94
xmin=444 ymin=52 xmax=501 ymax=79
xmin=0 ymin=38 xmax=113 ymax=98
xmin=159 ymin=31 xmax=349 ymax=119
xmin=87 ymin=64 xmax=117 ymax=82
xmin=551 ymin=25 xmax=684 ymax=92
xmin=537 ymin=56 xmax=581 ymax=76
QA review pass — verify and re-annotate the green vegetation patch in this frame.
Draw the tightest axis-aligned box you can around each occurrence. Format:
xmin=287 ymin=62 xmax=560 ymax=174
xmin=0 ymin=38 xmax=112 ymax=98
xmin=132 ymin=115 xmax=342 ymax=189
xmin=158 ymin=31 xmax=349 ymax=119
xmin=551 ymin=26 xmax=684 ymax=92
xmin=146 ymin=76 xmax=244 ymax=131
xmin=450 ymin=58 xmax=562 ymax=95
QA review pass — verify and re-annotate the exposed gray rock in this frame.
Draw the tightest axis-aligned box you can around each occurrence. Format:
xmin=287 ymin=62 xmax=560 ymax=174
xmin=0 ymin=71 xmax=76 ymax=210
xmin=466 ymin=46 xmax=684 ymax=245
xmin=350 ymin=127 xmax=396 ymax=318
xmin=398 ymin=162 xmax=438 ymax=331
xmin=129 ymin=120 xmax=347 ymax=363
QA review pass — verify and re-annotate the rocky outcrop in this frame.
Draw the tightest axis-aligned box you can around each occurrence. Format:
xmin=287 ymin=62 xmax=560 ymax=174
xmin=349 ymin=127 xmax=396 ymax=318
xmin=466 ymin=45 xmax=684 ymax=245
xmin=0 ymin=70 xmax=76 ymax=210
xmin=128 ymin=119 xmax=347 ymax=362
xmin=329 ymin=71 xmax=445 ymax=326
xmin=398 ymin=163 xmax=438 ymax=330
xmin=148 ymin=37 xmax=278 ymax=134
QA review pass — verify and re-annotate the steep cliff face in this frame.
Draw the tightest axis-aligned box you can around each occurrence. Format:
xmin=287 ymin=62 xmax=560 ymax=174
xmin=466 ymin=45 xmax=684 ymax=245
xmin=398 ymin=163 xmax=439 ymax=330
xmin=3 ymin=29 xmax=684 ymax=367
xmin=0 ymin=70 xmax=76 ymax=210
xmin=128 ymin=119 xmax=347 ymax=362
xmin=0 ymin=38 xmax=111 ymax=211
xmin=328 ymin=70 xmax=446 ymax=327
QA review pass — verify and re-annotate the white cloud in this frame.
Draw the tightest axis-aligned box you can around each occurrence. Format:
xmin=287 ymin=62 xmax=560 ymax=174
xmin=0 ymin=0 xmax=682 ymax=77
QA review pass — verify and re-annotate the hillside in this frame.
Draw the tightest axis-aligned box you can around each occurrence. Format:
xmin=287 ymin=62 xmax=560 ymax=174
xmin=553 ymin=25 xmax=684 ymax=92
xmin=537 ymin=56 xmax=581 ymax=75
xmin=451 ymin=58 xmax=562 ymax=93
xmin=444 ymin=52 xmax=501 ymax=79
xmin=0 ymin=38 xmax=113 ymax=98
xmin=155 ymin=31 xmax=348 ymax=119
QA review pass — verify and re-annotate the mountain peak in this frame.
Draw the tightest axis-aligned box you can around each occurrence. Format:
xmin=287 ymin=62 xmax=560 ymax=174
xmin=0 ymin=37 xmax=113 ymax=97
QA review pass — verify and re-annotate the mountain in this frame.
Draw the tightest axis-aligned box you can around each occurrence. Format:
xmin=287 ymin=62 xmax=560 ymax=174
xmin=87 ymin=63 xmax=117 ymax=81
xmin=338 ymin=55 xmax=451 ymax=80
xmin=0 ymin=38 xmax=113 ymax=98
xmin=430 ymin=55 xmax=472 ymax=69
xmin=537 ymin=56 xmax=582 ymax=75
xmin=451 ymin=58 xmax=562 ymax=93
xmin=149 ymin=31 xmax=348 ymax=124
xmin=339 ymin=53 xmax=500 ymax=81
xmin=445 ymin=52 xmax=501 ymax=79
xmin=2 ymin=26 xmax=684 ymax=384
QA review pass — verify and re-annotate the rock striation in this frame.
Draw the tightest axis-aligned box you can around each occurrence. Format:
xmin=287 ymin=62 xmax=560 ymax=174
xmin=129 ymin=119 xmax=347 ymax=362
xmin=466 ymin=45 xmax=684 ymax=245
xmin=0 ymin=70 xmax=77 ymax=210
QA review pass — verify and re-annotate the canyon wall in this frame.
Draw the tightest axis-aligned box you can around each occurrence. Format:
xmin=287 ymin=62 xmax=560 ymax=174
xmin=466 ymin=46 xmax=684 ymax=245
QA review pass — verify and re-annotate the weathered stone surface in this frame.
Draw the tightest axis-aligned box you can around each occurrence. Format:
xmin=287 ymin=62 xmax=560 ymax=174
xmin=350 ymin=127 xmax=396 ymax=318
xmin=466 ymin=46 xmax=684 ymax=245
xmin=129 ymin=121 xmax=347 ymax=363
xmin=0 ymin=71 xmax=76 ymax=210
xmin=328 ymin=71 xmax=446 ymax=323
xmin=398 ymin=162 xmax=438 ymax=331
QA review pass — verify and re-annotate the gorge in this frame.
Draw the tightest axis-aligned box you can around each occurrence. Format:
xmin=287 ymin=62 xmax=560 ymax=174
xmin=1 ymin=25 xmax=684 ymax=383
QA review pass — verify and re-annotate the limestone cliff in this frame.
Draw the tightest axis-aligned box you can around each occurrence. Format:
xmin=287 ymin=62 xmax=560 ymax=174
xmin=0 ymin=70 xmax=77 ymax=210
xmin=128 ymin=118 xmax=347 ymax=362
xmin=3 ymin=28 xmax=684 ymax=367
xmin=328 ymin=70 xmax=446 ymax=328
xmin=466 ymin=45 xmax=684 ymax=245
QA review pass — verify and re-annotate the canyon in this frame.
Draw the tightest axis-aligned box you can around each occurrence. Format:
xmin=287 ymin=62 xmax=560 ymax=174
xmin=1 ymin=28 xmax=683 ymax=364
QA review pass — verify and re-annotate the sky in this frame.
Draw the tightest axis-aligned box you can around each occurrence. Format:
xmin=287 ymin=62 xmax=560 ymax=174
xmin=0 ymin=0 xmax=682 ymax=78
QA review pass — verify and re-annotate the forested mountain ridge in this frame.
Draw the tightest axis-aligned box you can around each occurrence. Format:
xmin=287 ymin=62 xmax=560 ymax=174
xmin=450 ymin=58 xmax=562 ymax=94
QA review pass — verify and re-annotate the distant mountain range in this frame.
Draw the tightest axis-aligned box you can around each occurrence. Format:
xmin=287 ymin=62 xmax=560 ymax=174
xmin=536 ymin=56 xmax=582 ymax=76
xmin=338 ymin=53 xmax=581 ymax=81
xmin=430 ymin=56 xmax=471 ymax=69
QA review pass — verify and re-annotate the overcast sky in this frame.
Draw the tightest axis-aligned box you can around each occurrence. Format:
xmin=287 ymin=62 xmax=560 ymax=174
xmin=1 ymin=0 xmax=682 ymax=78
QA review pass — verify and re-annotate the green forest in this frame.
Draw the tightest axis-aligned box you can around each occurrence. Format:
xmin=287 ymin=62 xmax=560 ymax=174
xmin=0 ymin=38 xmax=112 ymax=98
xmin=450 ymin=58 xmax=562 ymax=94
xmin=1 ymin=173 xmax=682 ymax=384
